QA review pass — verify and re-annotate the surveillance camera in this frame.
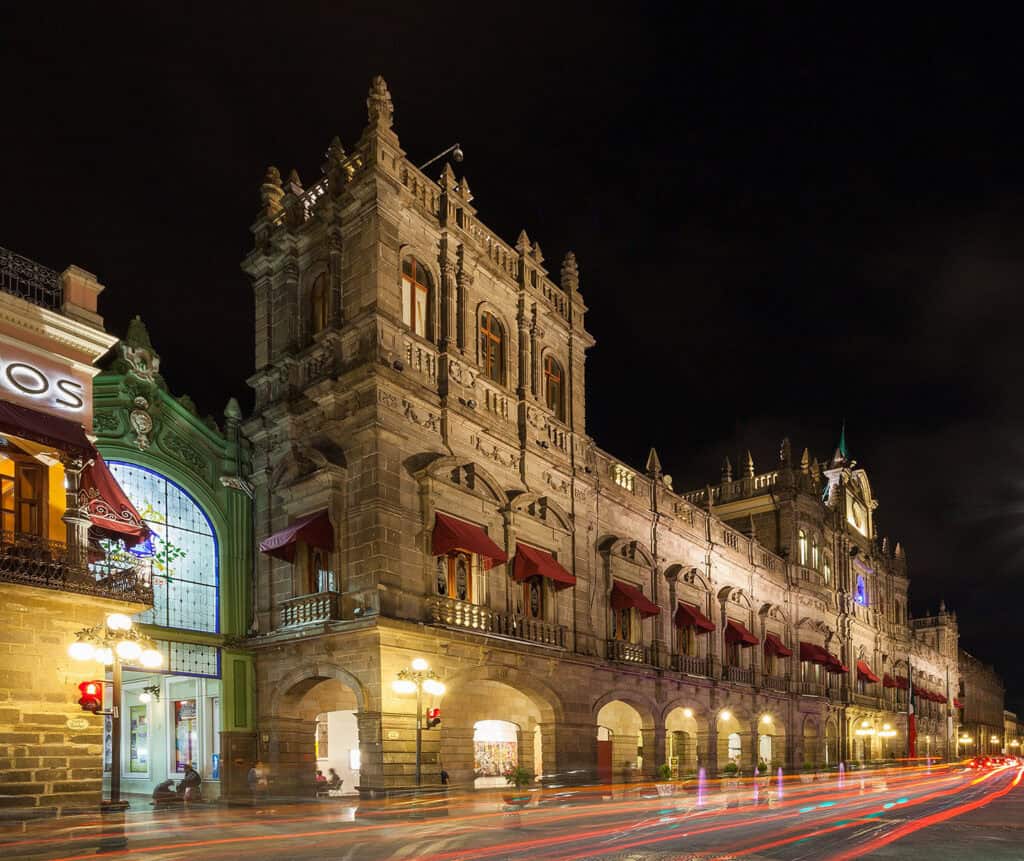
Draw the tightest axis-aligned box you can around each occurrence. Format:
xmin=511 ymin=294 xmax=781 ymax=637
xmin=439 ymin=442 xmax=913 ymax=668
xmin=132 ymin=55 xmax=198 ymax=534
xmin=452 ymin=145 xmax=464 ymax=163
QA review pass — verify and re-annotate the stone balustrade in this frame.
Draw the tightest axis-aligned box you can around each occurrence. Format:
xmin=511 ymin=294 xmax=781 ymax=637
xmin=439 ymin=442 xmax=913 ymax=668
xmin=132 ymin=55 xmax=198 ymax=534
xmin=280 ymin=590 xmax=341 ymax=627
xmin=427 ymin=596 xmax=567 ymax=648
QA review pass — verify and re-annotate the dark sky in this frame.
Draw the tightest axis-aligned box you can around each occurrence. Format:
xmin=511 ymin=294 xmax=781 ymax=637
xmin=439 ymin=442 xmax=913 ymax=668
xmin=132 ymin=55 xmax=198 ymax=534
xmin=3 ymin=6 xmax=1022 ymax=707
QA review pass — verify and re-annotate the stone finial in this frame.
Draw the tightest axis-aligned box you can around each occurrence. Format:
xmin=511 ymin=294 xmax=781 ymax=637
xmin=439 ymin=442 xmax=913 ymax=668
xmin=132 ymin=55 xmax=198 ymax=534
xmin=532 ymin=241 xmax=544 ymax=265
xmin=224 ymin=397 xmax=242 ymax=422
xmin=779 ymin=436 xmax=792 ymax=466
xmin=323 ymin=136 xmax=354 ymax=184
xmin=561 ymin=251 xmax=580 ymax=292
xmin=744 ymin=450 xmax=755 ymax=478
xmin=260 ymin=166 xmax=284 ymax=217
xmin=516 ymin=229 xmax=532 ymax=255
xmin=366 ymin=75 xmax=394 ymax=128
xmin=439 ymin=161 xmax=457 ymax=190
xmin=881 ymin=536 xmax=890 ymax=555
xmin=811 ymin=457 xmax=821 ymax=480
xmin=721 ymin=456 xmax=733 ymax=483
xmin=287 ymin=169 xmax=303 ymax=192
xmin=458 ymin=175 xmax=473 ymax=202
xmin=894 ymin=541 xmax=905 ymax=559
xmin=939 ymin=599 xmax=947 ymax=614
xmin=645 ymin=447 xmax=662 ymax=477
xmin=800 ymin=447 xmax=810 ymax=473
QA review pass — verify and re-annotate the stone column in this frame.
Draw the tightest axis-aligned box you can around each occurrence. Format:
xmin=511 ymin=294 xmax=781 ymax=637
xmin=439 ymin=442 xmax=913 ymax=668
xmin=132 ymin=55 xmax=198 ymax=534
xmin=642 ymin=725 xmax=665 ymax=779
xmin=261 ymin=715 xmax=316 ymax=796
xmin=705 ymin=727 xmax=719 ymax=775
xmin=539 ymin=720 xmax=597 ymax=783
xmin=438 ymin=721 xmax=475 ymax=787
xmin=61 ymin=456 xmax=92 ymax=571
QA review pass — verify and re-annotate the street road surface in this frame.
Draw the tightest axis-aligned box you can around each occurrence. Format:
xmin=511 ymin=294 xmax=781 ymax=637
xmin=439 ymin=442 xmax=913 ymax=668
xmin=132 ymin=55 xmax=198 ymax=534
xmin=4 ymin=763 xmax=1022 ymax=860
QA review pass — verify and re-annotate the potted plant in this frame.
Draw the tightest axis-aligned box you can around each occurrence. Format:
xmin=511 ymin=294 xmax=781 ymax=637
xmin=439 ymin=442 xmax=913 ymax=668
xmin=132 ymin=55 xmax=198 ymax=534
xmin=502 ymin=766 xmax=533 ymax=807
xmin=655 ymin=763 xmax=674 ymax=796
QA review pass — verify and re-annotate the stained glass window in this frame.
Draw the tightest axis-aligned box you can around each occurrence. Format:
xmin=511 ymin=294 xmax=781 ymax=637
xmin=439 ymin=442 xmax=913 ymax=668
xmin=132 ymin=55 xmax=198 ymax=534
xmin=855 ymin=574 xmax=868 ymax=606
xmin=108 ymin=462 xmax=218 ymax=632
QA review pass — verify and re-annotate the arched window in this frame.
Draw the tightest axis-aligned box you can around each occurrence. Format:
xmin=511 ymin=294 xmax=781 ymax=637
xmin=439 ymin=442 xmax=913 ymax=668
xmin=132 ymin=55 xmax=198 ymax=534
xmin=798 ymin=530 xmax=808 ymax=566
xmin=480 ymin=312 xmax=505 ymax=384
xmin=811 ymin=537 xmax=819 ymax=570
xmin=309 ymin=272 xmax=329 ymax=335
xmin=544 ymin=355 xmax=565 ymax=421
xmin=106 ymin=462 xmax=218 ymax=633
xmin=822 ymin=554 xmax=832 ymax=584
xmin=401 ymin=257 xmax=433 ymax=338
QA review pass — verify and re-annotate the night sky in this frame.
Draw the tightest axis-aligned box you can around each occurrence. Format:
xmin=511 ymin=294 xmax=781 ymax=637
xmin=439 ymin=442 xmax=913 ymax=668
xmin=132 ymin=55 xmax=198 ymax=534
xmin=3 ymin=7 xmax=1022 ymax=707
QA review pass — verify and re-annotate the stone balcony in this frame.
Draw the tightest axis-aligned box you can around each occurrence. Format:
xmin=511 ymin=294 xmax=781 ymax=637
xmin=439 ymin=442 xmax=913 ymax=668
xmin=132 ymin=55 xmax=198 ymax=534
xmin=280 ymin=590 xmax=341 ymax=627
xmin=852 ymin=691 xmax=882 ymax=709
xmin=0 ymin=531 xmax=152 ymax=605
xmin=723 ymin=665 xmax=754 ymax=685
xmin=799 ymin=680 xmax=826 ymax=697
xmin=762 ymin=675 xmax=790 ymax=693
xmin=606 ymin=639 xmax=650 ymax=665
xmin=673 ymin=654 xmax=711 ymax=677
xmin=427 ymin=596 xmax=567 ymax=648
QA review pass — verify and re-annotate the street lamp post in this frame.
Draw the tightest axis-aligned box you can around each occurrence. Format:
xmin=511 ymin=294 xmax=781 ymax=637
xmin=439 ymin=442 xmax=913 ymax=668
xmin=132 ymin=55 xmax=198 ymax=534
xmin=69 ymin=613 xmax=163 ymax=808
xmin=392 ymin=658 xmax=445 ymax=786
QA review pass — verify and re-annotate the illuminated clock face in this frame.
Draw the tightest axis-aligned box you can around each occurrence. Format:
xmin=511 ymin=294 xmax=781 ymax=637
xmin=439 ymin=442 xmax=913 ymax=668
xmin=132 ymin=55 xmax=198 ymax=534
xmin=847 ymin=497 xmax=868 ymax=536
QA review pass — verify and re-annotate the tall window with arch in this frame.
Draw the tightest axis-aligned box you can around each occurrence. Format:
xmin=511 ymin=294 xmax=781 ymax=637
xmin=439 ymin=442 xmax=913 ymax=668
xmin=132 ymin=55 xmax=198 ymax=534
xmin=798 ymin=530 xmax=808 ymax=566
xmin=480 ymin=312 xmax=505 ymax=384
xmin=543 ymin=355 xmax=565 ymax=421
xmin=309 ymin=272 xmax=330 ymax=336
xmin=434 ymin=550 xmax=485 ymax=605
xmin=822 ymin=554 xmax=832 ymax=585
xmin=611 ymin=607 xmax=637 ymax=643
xmin=401 ymin=257 xmax=433 ymax=338
xmin=811 ymin=537 xmax=819 ymax=570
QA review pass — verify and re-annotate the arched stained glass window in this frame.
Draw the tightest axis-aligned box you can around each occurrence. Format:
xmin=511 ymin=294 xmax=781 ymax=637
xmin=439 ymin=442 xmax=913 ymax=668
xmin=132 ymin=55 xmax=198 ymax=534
xmin=108 ymin=462 xmax=218 ymax=632
xmin=854 ymin=574 xmax=868 ymax=606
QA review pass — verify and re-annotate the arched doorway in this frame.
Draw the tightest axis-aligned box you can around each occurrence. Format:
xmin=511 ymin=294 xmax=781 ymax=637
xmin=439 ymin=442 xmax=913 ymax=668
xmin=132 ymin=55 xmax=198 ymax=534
xmin=757 ymin=714 xmax=786 ymax=772
xmin=802 ymin=715 xmax=820 ymax=769
xmin=717 ymin=708 xmax=748 ymax=774
xmin=438 ymin=678 xmax=553 ymax=787
xmin=664 ymin=706 xmax=704 ymax=777
xmin=597 ymin=700 xmax=646 ymax=783
xmin=270 ymin=671 xmax=363 ymax=796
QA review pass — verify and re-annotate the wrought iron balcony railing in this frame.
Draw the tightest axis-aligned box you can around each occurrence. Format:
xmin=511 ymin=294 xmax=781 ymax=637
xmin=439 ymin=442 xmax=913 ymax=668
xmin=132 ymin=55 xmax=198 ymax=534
xmin=0 ymin=246 xmax=63 ymax=310
xmin=0 ymin=531 xmax=152 ymax=604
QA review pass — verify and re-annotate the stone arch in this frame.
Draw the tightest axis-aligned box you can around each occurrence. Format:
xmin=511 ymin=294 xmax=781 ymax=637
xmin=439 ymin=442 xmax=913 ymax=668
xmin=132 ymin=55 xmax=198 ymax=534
xmin=755 ymin=708 xmax=787 ymax=770
xmin=718 ymin=585 xmax=753 ymax=609
xmin=438 ymin=665 xmax=563 ymax=786
xmin=595 ymin=695 xmax=654 ymax=784
xmin=716 ymin=703 xmax=751 ymax=773
xmin=398 ymin=242 xmax=441 ymax=341
xmin=662 ymin=701 xmax=710 ymax=777
xmin=507 ymin=491 xmax=572 ymax=533
xmin=802 ymin=714 xmax=821 ymax=767
xmin=759 ymin=602 xmax=789 ymax=625
xmin=264 ymin=663 xmax=369 ymax=795
xmin=414 ymin=454 xmax=510 ymax=509
xmin=598 ymin=535 xmax=657 ymax=570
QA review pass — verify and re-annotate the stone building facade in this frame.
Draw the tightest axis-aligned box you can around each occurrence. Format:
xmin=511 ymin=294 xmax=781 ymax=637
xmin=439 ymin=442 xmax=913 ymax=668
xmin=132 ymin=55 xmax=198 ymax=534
xmin=0 ymin=248 xmax=152 ymax=827
xmin=91 ymin=318 xmax=255 ymax=800
xmin=959 ymin=649 xmax=1005 ymax=756
xmin=242 ymin=78 xmax=961 ymax=796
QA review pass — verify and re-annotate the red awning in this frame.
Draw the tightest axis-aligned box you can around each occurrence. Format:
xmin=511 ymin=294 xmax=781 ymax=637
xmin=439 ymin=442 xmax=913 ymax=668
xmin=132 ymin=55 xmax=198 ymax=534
xmin=512 ymin=543 xmax=575 ymax=589
xmin=259 ymin=509 xmax=334 ymax=562
xmin=0 ymin=399 xmax=93 ymax=458
xmin=674 ymin=602 xmax=716 ymax=633
xmin=799 ymin=642 xmax=831 ymax=665
xmin=764 ymin=632 xmax=793 ymax=657
xmin=954 ymin=697 xmax=963 ymax=709
xmin=611 ymin=580 xmax=660 ymax=618
xmin=80 ymin=451 xmax=149 ymax=547
xmin=724 ymin=618 xmax=759 ymax=647
xmin=883 ymin=673 xmax=898 ymax=688
xmin=826 ymin=652 xmax=848 ymax=674
xmin=430 ymin=512 xmax=507 ymax=564
xmin=894 ymin=676 xmax=909 ymax=690
xmin=856 ymin=660 xmax=881 ymax=684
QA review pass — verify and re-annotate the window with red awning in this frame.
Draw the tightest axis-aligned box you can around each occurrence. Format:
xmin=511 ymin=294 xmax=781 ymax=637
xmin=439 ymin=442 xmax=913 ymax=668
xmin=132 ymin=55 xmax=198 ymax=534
xmin=674 ymin=602 xmax=715 ymax=633
xmin=512 ymin=543 xmax=575 ymax=589
xmin=856 ymin=660 xmax=881 ymax=684
xmin=430 ymin=512 xmax=508 ymax=564
xmin=724 ymin=618 xmax=758 ymax=647
xmin=799 ymin=642 xmax=831 ymax=665
xmin=79 ymin=452 xmax=149 ymax=547
xmin=611 ymin=580 xmax=659 ymax=618
xmin=763 ymin=632 xmax=793 ymax=657
xmin=259 ymin=509 xmax=334 ymax=562
xmin=825 ymin=652 xmax=848 ymax=674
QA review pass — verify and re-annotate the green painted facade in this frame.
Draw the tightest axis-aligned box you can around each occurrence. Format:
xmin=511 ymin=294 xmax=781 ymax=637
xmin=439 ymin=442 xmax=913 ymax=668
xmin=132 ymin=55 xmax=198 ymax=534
xmin=92 ymin=317 xmax=256 ymax=796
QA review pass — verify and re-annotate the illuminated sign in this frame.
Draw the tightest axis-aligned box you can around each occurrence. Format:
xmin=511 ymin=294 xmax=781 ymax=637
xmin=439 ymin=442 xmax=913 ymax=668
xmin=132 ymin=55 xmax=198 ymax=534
xmin=0 ymin=346 xmax=88 ymax=415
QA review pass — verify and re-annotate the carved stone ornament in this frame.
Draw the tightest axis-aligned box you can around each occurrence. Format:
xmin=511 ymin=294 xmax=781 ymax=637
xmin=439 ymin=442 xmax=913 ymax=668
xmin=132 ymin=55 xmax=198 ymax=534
xmin=129 ymin=397 xmax=153 ymax=451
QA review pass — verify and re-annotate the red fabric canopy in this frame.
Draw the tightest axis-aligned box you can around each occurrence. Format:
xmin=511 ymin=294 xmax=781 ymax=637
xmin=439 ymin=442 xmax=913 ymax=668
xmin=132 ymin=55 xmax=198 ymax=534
xmin=894 ymin=675 xmax=909 ymax=690
xmin=724 ymin=618 xmax=759 ymax=647
xmin=856 ymin=660 xmax=881 ymax=684
xmin=80 ymin=451 xmax=149 ymax=547
xmin=954 ymin=697 xmax=963 ymax=708
xmin=883 ymin=673 xmax=898 ymax=688
xmin=826 ymin=652 xmax=848 ymax=674
xmin=512 ymin=543 xmax=575 ymax=589
xmin=674 ymin=602 xmax=716 ymax=632
xmin=799 ymin=642 xmax=831 ymax=665
xmin=764 ymin=632 xmax=793 ymax=657
xmin=0 ymin=399 xmax=93 ymax=458
xmin=259 ymin=509 xmax=334 ymax=562
xmin=611 ymin=580 xmax=660 ymax=618
xmin=430 ymin=512 xmax=508 ymax=564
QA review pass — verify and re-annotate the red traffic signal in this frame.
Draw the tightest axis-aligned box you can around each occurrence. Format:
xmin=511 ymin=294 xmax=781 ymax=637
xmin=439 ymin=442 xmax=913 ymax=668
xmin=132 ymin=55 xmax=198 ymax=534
xmin=77 ymin=680 xmax=103 ymax=713
xmin=426 ymin=707 xmax=441 ymax=729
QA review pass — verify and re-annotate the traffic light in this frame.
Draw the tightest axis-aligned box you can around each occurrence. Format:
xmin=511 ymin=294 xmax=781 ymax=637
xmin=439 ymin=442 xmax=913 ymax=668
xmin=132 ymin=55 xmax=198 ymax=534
xmin=77 ymin=680 xmax=103 ymax=713
xmin=426 ymin=707 xmax=441 ymax=729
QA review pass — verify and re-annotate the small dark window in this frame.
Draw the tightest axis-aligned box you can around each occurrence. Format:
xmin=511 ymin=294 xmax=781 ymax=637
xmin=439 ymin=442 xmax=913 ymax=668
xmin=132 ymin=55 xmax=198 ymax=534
xmin=310 ymin=273 xmax=329 ymax=335
xmin=544 ymin=355 xmax=565 ymax=421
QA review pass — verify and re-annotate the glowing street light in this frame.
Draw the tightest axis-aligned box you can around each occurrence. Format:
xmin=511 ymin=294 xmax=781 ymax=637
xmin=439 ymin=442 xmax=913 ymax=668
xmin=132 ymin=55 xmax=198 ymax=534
xmin=69 ymin=613 xmax=162 ymax=807
xmin=392 ymin=658 xmax=446 ymax=786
